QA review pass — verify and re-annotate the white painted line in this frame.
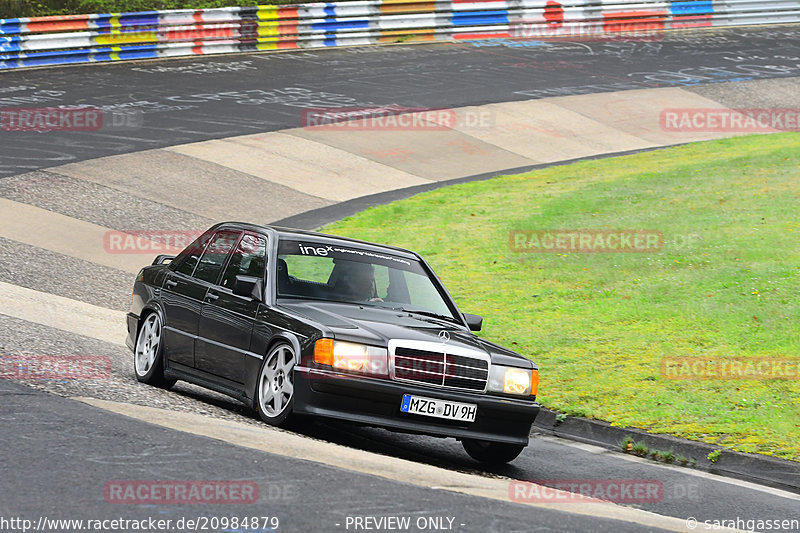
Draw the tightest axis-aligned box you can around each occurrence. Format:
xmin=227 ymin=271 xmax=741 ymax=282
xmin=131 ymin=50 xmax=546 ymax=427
xmin=0 ymin=281 xmax=127 ymax=347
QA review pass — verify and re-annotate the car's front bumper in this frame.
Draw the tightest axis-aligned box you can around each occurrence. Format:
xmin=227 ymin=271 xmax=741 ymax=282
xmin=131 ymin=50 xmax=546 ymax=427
xmin=294 ymin=367 xmax=539 ymax=445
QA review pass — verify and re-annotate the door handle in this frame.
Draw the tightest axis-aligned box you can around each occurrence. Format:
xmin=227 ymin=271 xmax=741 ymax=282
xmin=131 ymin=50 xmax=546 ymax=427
xmin=165 ymin=280 xmax=178 ymax=288
xmin=206 ymin=292 xmax=219 ymax=302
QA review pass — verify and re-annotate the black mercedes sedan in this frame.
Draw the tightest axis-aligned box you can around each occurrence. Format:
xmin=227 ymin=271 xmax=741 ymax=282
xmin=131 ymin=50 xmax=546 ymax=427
xmin=127 ymin=222 xmax=540 ymax=463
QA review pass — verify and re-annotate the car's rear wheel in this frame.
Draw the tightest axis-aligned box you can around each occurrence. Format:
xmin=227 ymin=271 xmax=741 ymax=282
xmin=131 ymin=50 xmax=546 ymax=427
xmin=462 ymin=439 xmax=526 ymax=464
xmin=134 ymin=312 xmax=176 ymax=389
xmin=256 ymin=343 xmax=295 ymax=426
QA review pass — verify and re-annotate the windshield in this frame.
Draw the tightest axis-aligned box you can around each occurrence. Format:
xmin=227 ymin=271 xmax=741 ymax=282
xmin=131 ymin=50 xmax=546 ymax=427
xmin=276 ymin=239 xmax=458 ymax=321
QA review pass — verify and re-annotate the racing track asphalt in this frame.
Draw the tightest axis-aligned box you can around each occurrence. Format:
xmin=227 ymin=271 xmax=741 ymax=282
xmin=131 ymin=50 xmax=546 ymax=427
xmin=1 ymin=380 xmax=680 ymax=533
xmin=2 ymin=26 xmax=800 ymax=181
xmin=1 ymin=24 xmax=800 ymax=533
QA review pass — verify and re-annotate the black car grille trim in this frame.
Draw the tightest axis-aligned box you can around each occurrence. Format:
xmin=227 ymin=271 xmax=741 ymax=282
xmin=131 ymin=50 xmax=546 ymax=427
xmin=391 ymin=345 xmax=489 ymax=392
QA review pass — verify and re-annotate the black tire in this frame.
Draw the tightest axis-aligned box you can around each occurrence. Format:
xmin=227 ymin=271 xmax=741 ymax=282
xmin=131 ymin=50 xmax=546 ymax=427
xmin=255 ymin=342 xmax=296 ymax=426
xmin=133 ymin=312 xmax=176 ymax=389
xmin=462 ymin=439 xmax=526 ymax=464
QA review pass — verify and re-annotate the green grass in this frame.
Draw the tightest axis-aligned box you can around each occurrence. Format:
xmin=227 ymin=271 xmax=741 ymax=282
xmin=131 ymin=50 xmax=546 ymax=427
xmin=323 ymin=133 xmax=800 ymax=461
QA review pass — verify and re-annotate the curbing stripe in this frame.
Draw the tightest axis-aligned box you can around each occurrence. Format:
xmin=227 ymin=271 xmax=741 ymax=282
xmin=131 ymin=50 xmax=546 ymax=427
xmin=0 ymin=281 xmax=127 ymax=347
xmin=164 ymin=131 xmax=433 ymax=202
xmin=0 ymin=197 xmax=151 ymax=275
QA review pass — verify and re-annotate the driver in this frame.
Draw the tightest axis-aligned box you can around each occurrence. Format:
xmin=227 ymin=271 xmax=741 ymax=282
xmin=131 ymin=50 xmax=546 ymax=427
xmin=333 ymin=261 xmax=382 ymax=302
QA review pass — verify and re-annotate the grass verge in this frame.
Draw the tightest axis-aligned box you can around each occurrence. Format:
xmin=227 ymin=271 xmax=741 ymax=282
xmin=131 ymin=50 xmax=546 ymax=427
xmin=324 ymin=133 xmax=800 ymax=461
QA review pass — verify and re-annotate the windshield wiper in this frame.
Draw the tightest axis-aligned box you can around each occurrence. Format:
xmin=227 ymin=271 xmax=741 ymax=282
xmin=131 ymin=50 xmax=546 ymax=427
xmin=397 ymin=307 xmax=460 ymax=324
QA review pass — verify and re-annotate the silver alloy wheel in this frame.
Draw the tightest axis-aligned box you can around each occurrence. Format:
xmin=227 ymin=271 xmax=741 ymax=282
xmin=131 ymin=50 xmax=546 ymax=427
xmin=258 ymin=344 xmax=295 ymax=418
xmin=135 ymin=313 xmax=161 ymax=377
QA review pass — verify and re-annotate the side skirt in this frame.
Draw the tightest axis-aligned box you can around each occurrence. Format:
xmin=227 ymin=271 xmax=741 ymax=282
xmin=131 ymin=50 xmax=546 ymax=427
xmin=166 ymin=362 xmax=253 ymax=407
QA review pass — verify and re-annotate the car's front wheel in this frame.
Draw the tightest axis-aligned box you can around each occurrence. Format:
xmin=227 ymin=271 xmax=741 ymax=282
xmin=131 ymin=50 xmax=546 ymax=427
xmin=134 ymin=312 xmax=176 ymax=389
xmin=256 ymin=343 xmax=296 ymax=426
xmin=462 ymin=439 xmax=526 ymax=464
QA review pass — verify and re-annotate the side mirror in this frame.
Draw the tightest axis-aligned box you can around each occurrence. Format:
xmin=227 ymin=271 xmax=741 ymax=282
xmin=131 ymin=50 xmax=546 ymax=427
xmin=233 ymin=275 xmax=263 ymax=302
xmin=152 ymin=254 xmax=175 ymax=265
xmin=463 ymin=313 xmax=483 ymax=332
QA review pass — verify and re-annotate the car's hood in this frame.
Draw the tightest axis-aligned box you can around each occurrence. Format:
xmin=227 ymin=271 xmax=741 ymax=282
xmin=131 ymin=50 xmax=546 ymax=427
xmin=277 ymin=300 xmax=531 ymax=367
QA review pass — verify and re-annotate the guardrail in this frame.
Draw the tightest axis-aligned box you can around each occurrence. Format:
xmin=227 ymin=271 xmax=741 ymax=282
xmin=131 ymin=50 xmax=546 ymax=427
xmin=1 ymin=0 xmax=799 ymax=70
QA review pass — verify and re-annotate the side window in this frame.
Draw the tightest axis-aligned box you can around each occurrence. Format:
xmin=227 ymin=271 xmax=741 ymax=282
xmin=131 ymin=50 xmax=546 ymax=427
xmin=220 ymin=233 xmax=267 ymax=290
xmin=193 ymin=231 xmax=241 ymax=284
xmin=174 ymin=232 xmax=212 ymax=277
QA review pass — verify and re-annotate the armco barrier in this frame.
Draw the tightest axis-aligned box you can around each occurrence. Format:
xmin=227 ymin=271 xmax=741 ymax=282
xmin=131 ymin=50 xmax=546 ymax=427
xmin=1 ymin=0 xmax=799 ymax=70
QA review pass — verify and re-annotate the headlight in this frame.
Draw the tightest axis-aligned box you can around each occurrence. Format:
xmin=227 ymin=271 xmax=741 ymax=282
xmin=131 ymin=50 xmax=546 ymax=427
xmin=488 ymin=365 xmax=534 ymax=396
xmin=314 ymin=339 xmax=388 ymax=377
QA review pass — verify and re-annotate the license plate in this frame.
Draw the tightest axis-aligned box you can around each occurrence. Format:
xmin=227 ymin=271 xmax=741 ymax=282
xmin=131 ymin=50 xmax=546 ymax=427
xmin=400 ymin=394 xmax=477 ymax=422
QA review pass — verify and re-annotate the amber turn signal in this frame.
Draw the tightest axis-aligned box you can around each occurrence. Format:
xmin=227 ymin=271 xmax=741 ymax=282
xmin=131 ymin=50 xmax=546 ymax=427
xmin=314 ymin=338 xmax=334 ymax=366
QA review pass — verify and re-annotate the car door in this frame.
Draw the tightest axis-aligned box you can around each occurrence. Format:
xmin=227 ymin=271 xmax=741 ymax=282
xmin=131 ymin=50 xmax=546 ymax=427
xmin=195 ymin=232 xmax=268 ymax=387
xmin=162 ymin=229 xmax=241 ymax=370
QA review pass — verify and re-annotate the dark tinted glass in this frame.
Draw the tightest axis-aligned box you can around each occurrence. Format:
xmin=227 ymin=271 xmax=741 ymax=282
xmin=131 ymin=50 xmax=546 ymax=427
xmin=220 ymin=233 xmax=267 ymax=289
xmin=174 ymin=231 xmax=213 ymax=277
xmin=193 ymin=231 xmax=241 ymax=284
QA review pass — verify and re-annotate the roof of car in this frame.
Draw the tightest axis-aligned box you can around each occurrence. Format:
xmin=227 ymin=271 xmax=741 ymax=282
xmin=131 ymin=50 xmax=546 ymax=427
xmin=214 ymin=222 xmax=421 ymax=260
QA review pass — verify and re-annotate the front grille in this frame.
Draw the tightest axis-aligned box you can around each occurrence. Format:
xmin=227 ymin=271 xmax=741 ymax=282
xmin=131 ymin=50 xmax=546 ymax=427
xmin=392 ymin=345 xmax=488 ymax=391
